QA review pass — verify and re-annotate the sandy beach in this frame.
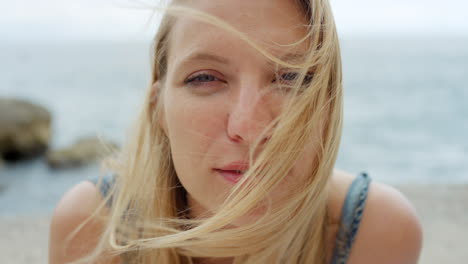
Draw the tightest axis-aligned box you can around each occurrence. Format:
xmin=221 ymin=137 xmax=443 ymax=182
xmin=395 ymin=184 xmax=468 ymax=263
xmin=1 ymin=184 xmax=466 ymax=264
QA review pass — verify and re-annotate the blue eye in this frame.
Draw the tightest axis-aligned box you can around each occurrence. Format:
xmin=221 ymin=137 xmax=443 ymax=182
xmin=183 ymin=72 xmax=227 ymax=95
xmin=275 ymin=72 xmax=314 ymax=85
xmin=281 ymin=72 xmax=299 ymax=81
xmin=184 ymin=73 xmax=220 ymax=85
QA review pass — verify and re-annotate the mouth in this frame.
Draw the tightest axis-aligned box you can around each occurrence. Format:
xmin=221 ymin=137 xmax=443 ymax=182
xmin=214 ymin=169 xmax=245 ymax=183
xmin=214 ymin=160 xmax=250 ymax=184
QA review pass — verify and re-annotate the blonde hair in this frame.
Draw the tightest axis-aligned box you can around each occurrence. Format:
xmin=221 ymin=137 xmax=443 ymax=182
xmin=69 ymin=0 xmax=343 ymax=263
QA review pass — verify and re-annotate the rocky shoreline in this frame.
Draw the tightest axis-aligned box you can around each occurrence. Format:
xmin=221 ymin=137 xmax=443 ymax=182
xmin=0 ymin=97 xmax=118 ymax=170
xmin=0 ymin=98 xmax=51 ymax=162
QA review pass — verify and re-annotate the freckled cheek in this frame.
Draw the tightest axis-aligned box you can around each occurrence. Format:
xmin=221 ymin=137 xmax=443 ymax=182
xmin=166 ymin=100 xmax=227 ymax=151
xmin=287 ymin=137 xmax=321 ymax=182
xmin=297 ymin=136 xmax=322 ymax=182
xmin=267 ymin=144 xmax=319 ymax=205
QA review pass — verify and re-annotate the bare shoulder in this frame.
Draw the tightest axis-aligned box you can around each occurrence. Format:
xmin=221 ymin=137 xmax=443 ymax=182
xmin=48 ymin=180 xmax=119 ymax=264
xmin=330 ymin=169 xmax=423 ymax=264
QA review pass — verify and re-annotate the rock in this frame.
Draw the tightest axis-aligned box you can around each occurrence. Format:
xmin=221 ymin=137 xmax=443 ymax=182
xmin=0 ymin=158 xmax=6 ymax=192
xmin=46 ymin=136 xmax=119 ymax=169
xmin=0 ymin=98 xmax=52 ymax=162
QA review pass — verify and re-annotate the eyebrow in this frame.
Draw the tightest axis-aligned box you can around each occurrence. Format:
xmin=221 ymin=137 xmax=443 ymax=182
xmin=180 ymin=52 xmax=231 ymax=66
xmin=176 ymin=51 xmax=307 ymax=70
xmin=277 ymin=53 xmax=308 ymax=64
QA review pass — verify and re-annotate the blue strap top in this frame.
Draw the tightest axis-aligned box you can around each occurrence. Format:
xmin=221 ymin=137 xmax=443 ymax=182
xmin=88 ymin=174 xmax=116 ymax=208
xmin=330 ymin=172 xmax=372 ymax=264
xmin=87 ymin=171 xmax=371 ymax=264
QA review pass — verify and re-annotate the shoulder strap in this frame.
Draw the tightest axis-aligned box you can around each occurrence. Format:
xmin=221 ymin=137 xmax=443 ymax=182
xmin=87 ymin=174 xmax=116 ymax=208
xmin=330 ymin=172 xmax=371 ymax=264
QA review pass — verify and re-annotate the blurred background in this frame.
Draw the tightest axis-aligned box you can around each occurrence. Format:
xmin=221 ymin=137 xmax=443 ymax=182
xmin=0 ymin=0 xmax=466 ymax=263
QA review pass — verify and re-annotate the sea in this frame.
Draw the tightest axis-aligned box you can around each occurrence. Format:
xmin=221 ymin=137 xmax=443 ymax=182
xmin=0 ymin=36 xmax=467 ymax=216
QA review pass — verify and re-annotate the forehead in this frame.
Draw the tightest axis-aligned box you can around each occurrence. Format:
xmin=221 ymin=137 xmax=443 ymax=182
xmin=168 ymin=0 xmax=309 ymax=64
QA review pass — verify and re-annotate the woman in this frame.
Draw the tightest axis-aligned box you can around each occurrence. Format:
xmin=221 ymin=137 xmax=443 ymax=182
xmin=49 ymin=0 xmax=423 ymax=263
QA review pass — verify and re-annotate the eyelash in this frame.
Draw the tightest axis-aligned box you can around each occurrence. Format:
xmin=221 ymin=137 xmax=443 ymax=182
xmin=273 ymin=72 xmax=314 ymax=85
xmin=184 ymin=73 xmax=224 ymax=87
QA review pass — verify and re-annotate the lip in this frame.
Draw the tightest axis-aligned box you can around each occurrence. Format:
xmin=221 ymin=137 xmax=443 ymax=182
xmin=214 ymin=161 xmax=250 ymax=184
xmin=216 ymin=161 xmax=250 ymax=172
xmin=215 ymin=170 xmax=244 ymax=183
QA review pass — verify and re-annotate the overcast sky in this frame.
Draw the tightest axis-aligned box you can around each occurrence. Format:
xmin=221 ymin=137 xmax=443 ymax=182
xmin=1 ymin=0 xmax=467 ymax=41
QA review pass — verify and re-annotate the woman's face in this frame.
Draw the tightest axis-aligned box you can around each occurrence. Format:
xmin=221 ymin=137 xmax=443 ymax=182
xmin=158 ymin=0 xmax=320 ymax=224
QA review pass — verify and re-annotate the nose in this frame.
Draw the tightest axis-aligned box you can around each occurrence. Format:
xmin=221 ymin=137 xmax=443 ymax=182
xmin=226 ymin=83 xmax=274 ymax=146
